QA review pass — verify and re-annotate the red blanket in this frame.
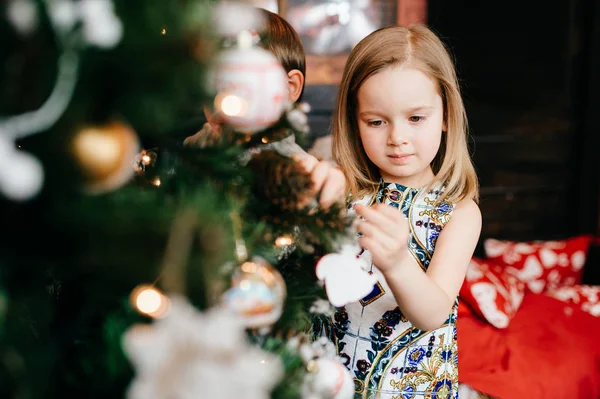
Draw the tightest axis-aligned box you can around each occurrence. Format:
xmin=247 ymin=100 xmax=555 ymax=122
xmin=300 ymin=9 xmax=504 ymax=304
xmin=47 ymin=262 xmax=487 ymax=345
xmin=458 ymin=293 xmax=600 ymax=399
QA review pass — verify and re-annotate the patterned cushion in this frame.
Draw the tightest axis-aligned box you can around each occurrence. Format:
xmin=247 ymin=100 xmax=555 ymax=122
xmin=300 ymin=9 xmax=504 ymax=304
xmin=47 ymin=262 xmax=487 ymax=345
xmin=460 ymin=257 xmax=525 ymax=328
xmin=546 ymin=285 xmax=600 ymax=317
xmin=483 ymin=235 xmax=594 ymax=294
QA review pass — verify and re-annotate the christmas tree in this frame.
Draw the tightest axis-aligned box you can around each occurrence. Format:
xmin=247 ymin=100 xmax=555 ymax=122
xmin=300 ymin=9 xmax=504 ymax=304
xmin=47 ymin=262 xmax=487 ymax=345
xmin=0 ymin=1 xmax=364 ymax=398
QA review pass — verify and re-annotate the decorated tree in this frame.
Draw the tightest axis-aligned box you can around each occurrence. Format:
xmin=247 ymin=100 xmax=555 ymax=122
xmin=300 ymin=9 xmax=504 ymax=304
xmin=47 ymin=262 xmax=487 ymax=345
xmin=0 ymin=1 xmax=369 ymax=398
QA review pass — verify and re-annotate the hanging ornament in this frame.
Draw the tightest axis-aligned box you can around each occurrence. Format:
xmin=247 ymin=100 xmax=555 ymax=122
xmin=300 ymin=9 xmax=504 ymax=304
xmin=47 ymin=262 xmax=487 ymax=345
xmin=7 ymin=0 xmax=38 ymax=36
xmin=301 ymin=358 xmax=354 ymax=399
xmin=212 ymin=2 xmax=265 ymax=38
xmin=209 ymin=30 xmax=289 ymax=134
xmin=122 ymin=296 xmax=282 ymax=399
xmin=315 ymin=243 xmax=377 ymax=307
xmin=222 ymin=256 xmax=286 ymax=328
xmin=0 ymin=134 xmax=44 ymax=201
xmin=70 ymin=121 xmax=140 ymax=194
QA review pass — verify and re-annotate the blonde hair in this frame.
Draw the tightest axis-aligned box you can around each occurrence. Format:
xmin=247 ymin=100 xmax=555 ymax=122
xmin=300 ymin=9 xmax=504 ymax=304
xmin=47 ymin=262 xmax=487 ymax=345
xmin=332 ymin=25 xmax=479 ymax=203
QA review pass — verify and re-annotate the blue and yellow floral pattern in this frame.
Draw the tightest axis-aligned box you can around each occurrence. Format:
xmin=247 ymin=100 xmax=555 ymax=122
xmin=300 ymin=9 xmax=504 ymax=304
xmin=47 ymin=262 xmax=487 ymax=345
xmin=322 ymin=181 xmax=458 ymax=399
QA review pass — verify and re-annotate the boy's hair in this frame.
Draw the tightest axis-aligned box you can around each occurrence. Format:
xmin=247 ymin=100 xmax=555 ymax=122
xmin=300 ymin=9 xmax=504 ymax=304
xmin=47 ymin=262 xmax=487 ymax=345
xmin=258 ymin=9 xmax=306 ymax=100
xmin=332 ymin=25 xmax=479 ymax=203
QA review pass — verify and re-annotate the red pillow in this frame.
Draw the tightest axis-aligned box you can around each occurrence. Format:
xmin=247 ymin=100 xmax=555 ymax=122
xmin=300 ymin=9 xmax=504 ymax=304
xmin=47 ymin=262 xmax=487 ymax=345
xmin=483 ymin=235 xmax=593 ymax=294
xmin=460 ymin=257 xmax=525 ymax=328
xmin=546 ymin=285 xmax=600 ymax=317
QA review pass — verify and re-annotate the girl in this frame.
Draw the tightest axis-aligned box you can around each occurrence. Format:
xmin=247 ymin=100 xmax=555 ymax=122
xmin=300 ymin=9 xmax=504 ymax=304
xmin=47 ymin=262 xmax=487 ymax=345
xmin=329 ymin=25 xmax=481 ymax=398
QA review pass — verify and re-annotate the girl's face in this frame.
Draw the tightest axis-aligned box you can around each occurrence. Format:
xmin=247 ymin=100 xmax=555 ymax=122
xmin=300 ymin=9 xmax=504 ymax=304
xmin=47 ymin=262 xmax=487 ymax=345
xmin=356 ymin=66 xmax=444 ymax=188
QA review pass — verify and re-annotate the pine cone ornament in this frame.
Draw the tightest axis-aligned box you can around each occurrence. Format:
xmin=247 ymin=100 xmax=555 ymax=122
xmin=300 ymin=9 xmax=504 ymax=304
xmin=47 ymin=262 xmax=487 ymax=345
xmin=248 ymin=150 xmax=311 ymax=211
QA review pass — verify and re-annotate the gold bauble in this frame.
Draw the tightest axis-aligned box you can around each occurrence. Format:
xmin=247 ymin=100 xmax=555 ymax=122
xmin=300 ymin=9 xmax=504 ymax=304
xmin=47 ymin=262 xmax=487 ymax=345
xmin=71 ymin=121 xmax=140 ymax=193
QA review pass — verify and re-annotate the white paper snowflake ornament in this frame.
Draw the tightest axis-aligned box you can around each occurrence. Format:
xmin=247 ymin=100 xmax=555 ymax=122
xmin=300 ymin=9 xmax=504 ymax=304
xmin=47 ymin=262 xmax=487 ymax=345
xmin=122 ymin=296 xmax=282 ymax=399
xmin=315 ymin=243 xmax=376 ymax=307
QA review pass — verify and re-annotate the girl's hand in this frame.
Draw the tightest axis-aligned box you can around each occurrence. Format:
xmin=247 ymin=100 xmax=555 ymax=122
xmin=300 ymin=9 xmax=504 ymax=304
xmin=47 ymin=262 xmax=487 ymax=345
xmin=354 ymin=203 xmax=410 ymax=273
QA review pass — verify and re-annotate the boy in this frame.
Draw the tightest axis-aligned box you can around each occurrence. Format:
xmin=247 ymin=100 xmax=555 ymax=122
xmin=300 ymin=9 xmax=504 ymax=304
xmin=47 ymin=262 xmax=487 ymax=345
xmin=184 ymin=8 xmax=344 ymax=209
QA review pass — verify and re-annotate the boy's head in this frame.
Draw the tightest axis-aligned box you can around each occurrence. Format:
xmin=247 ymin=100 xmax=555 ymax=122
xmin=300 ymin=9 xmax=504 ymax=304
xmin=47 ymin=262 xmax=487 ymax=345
xmin=258 ymin=9 xmax=306 ymax=103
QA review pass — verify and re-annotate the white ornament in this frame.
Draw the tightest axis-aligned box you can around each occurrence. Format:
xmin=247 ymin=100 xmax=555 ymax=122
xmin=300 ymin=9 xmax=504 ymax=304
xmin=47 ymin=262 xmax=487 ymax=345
xmin=7 ymin=0 xmax=38 ymax=35
xmin=287 ymin=108 xmax=310 ymax=134
xmin=0 ymin=135 xmax=44 ymax=201
xmin=210 ymin=44 xmax=289 ymax=134
xmin=213 ymin=2 xmax=265 ymax=38
xmin=79 ymin=0 xmax=123 ymax=48
xmin=123 ymin=296 xmax=282 ymax=399
xmin=316 ymin=243 xmax=377 ymax=307
xmin=302 ymin=358 xmax=354 ymax=399
xmin=47 ymin=0 xmax=78 ymax=31
xmin=310 ymin=298 xmax=334 ymax=317
xmin=299 ymin=337 xmax=338 ymax=363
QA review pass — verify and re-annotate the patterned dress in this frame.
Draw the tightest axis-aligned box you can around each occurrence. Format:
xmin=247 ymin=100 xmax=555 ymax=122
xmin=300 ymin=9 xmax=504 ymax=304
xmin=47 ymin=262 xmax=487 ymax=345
xmin=316 ymin=181 xmax=459 ymax=399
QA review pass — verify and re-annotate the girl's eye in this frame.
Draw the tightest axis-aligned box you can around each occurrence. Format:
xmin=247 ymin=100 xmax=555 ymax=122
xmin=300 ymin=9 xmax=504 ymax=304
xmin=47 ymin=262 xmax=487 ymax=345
xmin=367 ymin=120 xmax=384 ymax=127
xmin=409 ymin=116 xmax=425 ymax=123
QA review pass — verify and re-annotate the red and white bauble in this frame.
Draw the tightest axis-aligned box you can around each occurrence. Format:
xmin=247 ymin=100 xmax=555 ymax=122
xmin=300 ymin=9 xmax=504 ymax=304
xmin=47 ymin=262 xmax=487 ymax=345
xmin=210 ymin=45 xmax=289 ymax=134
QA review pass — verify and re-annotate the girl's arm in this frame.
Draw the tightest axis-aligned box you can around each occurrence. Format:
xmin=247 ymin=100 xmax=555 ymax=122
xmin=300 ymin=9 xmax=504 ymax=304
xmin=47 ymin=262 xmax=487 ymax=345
xmin=355 ymin=199 xmax=481 ymax=330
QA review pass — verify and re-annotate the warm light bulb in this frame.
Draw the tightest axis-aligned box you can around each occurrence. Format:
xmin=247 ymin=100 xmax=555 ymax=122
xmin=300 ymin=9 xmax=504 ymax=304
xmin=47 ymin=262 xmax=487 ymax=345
xmin=130 ymin=285 xmax=170 ymax=318
xmin=152 ymin=177 xmax=161 ymax=187
xmin=241 ymin=261 xmax=258 ymax=273
xmin=220 ymin=95 xmax=246 ymax=117
xmin=141 ymin=154 xmax=151 ymax=165
xmin=275 ymin=235 xmax=293 ymax=247
xmin=161 ymin=28 xmax=167 ymax=35
xmin=136 ymin=288 xmax=162 ymax=314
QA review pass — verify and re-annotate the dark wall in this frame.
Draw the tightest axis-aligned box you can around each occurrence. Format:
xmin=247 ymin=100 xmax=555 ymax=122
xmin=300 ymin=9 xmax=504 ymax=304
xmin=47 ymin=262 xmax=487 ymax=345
xmin=304 ymin=0 xmax=600 ymax=241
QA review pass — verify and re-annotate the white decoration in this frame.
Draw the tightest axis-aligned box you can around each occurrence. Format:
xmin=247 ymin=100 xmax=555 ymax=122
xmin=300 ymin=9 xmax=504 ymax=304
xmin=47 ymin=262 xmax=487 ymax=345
xmin=507 ymin=255 xmax=542 ymax=282
xmin=465 ymin=260 xmax=484 ymax=281
xmin=0 ymin=134 xmax=44 ymax=201
xmin=213 ymin=2 xmax=265 ymax=38
xmin=539 ymin=248 xmax=558 ymax=268
xmin=310 ymin=298 xmax=334 ymax=317
xmin=287 ymin=108 xmax=310 ymax=134
xmin=7 ymin=0 xmax=38 ymax=36
xmin=47 ymin=0 xmax=77 ymax=31
xmin=315 ymin=243 xmax=376 ymax=307
xmin=471 ymin=282 xmax=509 ymax=328
xmin=302 ymin=358 xmax=354 ymax=399
xmin=209 ymin=44 xmax=289 ymax=133
xmin=527 ymin=280 xmax=545 ymax=294
xmin=123 ymin=296 xmax=282 ymax=399
xmin=299 ymin=337 xmax=338 ymax=363
xmin=79 ymin=0 xmax=123 ymax=48
xmin=571 ymin=251 xmax=586 ymax=271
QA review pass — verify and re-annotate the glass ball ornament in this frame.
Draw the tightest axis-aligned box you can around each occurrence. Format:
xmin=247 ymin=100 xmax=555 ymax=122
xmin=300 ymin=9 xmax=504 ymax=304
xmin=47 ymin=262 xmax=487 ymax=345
xmin=70 ymin=121 xmax=140 ymax=194
xmin=208 ymin=32 xmax=289 ymax=134
xmin=223 ymin=256 xmax=286 ymax=328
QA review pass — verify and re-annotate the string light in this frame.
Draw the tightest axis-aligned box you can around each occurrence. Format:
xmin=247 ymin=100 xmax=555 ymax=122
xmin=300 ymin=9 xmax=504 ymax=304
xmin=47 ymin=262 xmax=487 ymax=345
xmin=152 ymin=177 xmax=161 ymax=187
xmin=161 ymin=28 xmax=167 ymax=35
xmin=141 ymin=154 xmax=151 ymax=165
xmin=130 ymin=285 xmax=170 ymax=318
xmin=215 ymin=93 xmax=247 ymax=117
xmin=275 ymin=235 xmax=293 ymax=247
